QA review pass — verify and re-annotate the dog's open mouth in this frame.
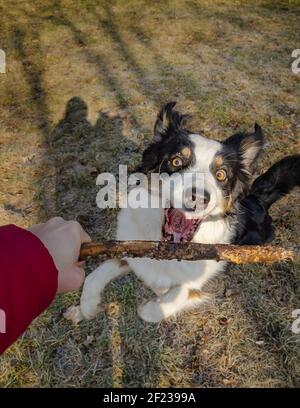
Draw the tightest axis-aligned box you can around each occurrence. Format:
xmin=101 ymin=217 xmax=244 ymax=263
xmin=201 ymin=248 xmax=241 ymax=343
xmin=162 ymin=207 xmax=202 ymax=243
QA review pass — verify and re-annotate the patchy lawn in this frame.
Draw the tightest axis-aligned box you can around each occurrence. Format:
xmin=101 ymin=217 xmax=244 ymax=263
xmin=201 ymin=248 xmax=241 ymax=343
xmin=0 ymin=0 xmax=299 ymax=387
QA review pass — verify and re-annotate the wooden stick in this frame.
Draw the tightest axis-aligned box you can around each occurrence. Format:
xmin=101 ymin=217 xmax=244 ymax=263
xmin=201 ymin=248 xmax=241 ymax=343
xmin=79 ymin=240 xmax=295 ymax=264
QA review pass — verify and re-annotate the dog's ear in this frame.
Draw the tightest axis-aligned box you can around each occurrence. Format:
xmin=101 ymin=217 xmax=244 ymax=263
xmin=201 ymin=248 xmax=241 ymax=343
xmin=224 ymin=123 xmax=264 ymax=170
xmin=137 ymin=102 xmax=188 ymax=173
xmin=154 ymin=102 xmax=187 ymax=142
xmin=154 ymin=102 xmax=176 ymax=142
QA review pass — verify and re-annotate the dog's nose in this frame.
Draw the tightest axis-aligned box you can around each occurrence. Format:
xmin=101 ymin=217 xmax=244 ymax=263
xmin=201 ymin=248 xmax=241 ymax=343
xmin=184 ymin=188 xmax=210 ymax=212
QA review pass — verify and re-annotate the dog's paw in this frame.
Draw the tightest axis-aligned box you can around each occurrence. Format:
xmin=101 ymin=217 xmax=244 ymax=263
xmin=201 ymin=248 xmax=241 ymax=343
xmin=63 ymin=305 xmax=83 ymax=325
xmin=138 ymin=300 xmax=165 ymax=323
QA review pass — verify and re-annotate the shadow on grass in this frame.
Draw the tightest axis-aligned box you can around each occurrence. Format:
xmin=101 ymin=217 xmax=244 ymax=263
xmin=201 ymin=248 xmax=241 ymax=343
xmin=11 ymin=1 xmax=164 ymax=386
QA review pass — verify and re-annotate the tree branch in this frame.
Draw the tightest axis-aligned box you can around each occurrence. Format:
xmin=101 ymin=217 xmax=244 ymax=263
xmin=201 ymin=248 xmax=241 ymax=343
xmin=79 ymin=240 xmax=295 ymax=264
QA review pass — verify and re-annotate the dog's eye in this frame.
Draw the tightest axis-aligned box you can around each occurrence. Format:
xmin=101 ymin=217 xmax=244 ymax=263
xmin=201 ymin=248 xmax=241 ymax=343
xmin=216 ymin=169 xmax=227 ymax=181
xmin=171 ymin=156 xmax=183 ymax=167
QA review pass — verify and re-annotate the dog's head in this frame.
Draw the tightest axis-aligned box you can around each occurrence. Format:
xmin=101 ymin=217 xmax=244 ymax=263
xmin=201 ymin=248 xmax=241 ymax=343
xmin=138 ymin=102 xmax=264 ymax=242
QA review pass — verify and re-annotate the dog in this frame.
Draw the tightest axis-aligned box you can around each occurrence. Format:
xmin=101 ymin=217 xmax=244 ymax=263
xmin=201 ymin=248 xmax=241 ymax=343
xmin=80 ymin=102 xmax=300 ymax=323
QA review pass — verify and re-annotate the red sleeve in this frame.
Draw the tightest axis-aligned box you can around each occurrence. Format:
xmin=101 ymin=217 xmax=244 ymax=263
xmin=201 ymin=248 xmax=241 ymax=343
xmin=0 ymin=225 xmax=58 ymax=354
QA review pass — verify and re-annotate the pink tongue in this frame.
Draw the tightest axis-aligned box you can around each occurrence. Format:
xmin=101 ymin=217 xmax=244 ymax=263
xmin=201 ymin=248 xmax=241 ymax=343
xmin=163 ymin=208 xmax=201 ymax=243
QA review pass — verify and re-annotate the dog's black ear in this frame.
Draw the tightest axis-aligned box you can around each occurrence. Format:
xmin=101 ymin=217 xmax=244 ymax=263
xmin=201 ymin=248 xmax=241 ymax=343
xmin=154 ymin=102 xmax=187 ymax=142
xmin=154 ymin=102 xmax=176 ymax=142
xmin=224 ymin=123 xmax=264 ymax=170
xmin=240 ymin=123 xmax=264 ymax=169
xmin=137 ymin=102 xmax=188 ymax=173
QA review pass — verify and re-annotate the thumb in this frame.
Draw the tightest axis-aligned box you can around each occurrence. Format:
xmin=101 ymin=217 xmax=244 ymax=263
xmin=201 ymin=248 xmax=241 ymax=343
xmin=73 ymin=265 xmax=86 ymax=289
xmin=79 ymin=224 xmax=92 ymax=244
xmin=57 ymin=265 xmax=85 ymax=294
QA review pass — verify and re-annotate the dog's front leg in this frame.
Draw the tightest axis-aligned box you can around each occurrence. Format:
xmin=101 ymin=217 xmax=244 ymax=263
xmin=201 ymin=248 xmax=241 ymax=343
xmin=80 ymin=259 xmax=130 ymax=320
xmin=138 ymin=285 xmax=209 ymax=323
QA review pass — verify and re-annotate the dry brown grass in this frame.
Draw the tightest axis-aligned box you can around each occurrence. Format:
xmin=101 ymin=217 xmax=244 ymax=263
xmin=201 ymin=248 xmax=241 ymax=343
xmin=0 ymin=0 xmax=299 ymax=387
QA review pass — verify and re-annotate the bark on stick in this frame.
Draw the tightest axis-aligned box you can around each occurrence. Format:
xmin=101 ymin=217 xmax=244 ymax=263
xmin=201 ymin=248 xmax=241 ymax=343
xmin=79 ymin=240 xmax=294 ymax=264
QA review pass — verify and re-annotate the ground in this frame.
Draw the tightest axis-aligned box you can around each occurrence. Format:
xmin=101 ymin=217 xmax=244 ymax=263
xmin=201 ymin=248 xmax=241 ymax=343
xmin=0 ymin=0 xmax=300 ymax=387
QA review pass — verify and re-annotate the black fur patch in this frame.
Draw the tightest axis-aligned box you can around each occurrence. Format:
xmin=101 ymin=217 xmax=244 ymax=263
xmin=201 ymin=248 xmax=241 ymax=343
xmin=210 ymin=145 xmax=248 ymax=204
xmin=211 ymin=124 xmax=264 ymax=204
xmin=235 ymin=154 xmax=300 ymax=244
xmin=251 ymin=154 xmax=300 ymax=209
xmin=138 ymin=102 xmax=195 ymax=174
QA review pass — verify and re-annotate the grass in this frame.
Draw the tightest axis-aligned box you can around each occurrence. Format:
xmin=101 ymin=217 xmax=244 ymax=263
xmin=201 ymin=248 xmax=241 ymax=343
xmin=0 ymin=0 xmax=300 ymax=387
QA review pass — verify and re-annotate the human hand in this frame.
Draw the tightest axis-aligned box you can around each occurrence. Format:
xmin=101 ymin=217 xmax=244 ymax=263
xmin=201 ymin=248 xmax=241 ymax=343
xmin=28 ymin=217 xmax=91 ymax=294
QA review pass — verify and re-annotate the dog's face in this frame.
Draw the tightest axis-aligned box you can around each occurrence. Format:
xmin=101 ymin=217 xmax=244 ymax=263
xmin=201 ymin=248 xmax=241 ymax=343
xmin=138 ymin=102 xmax=264 ymax=242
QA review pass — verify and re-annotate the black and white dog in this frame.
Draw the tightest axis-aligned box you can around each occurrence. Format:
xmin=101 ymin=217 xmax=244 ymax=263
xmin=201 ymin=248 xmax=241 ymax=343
xmin=80 ymin=102 xmax=300 ymax=322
